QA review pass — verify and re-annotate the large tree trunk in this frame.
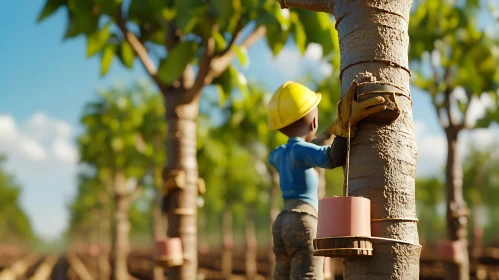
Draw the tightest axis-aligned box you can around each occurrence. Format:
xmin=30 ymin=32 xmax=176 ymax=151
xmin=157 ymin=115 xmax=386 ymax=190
xmin=163 ymin=95 xmax=200 ymax=280
xmin=221 ymin=206 xmax=233 ymax=279
xmin=112 ymin=172 xmax=131 ymax=280
xmin=245 ymin=207 xmax=257 ymax=280
xmin=268 ymin=168 xmax=280 ymax=278
xmin=444 ymin=129 xmax=469 ymax=280
xmin=333 ymin=1 xmax=421 ymax=279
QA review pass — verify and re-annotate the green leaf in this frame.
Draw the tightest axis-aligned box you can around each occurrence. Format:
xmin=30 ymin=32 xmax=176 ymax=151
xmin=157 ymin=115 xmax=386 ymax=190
xmin=290 ymin=12 xmax=306 ymax=54
xmin=296 ymin=10 xmax=334 ymax=55
xmin=213 ymin=67 xmax=235 ymax=106
xmin=213 ymin=32 xmax=227 ymax=49
xmin=86 ymin=24 xmax=110 ymax=58
xmin=157 ymin=41 xmax=198 ymax=85
xmin=37 ymin=0 xmax=65 ymax=22
xmin=175 ymin=0 xmax=204 ymax=33
xmin=101 ymin=44 xmax=116 ymax=76
xmin=233 ymin=45 xmax=249 ymax=68
xmin=161 ymin=7 xmax=176 ymax=21
xmin=63 ymin=1 xmax=100 ymax=39
xmin=118 ymin=41 xmax=134 ymax=68
xmin=94 ymin=0 xmax=122 ymax=16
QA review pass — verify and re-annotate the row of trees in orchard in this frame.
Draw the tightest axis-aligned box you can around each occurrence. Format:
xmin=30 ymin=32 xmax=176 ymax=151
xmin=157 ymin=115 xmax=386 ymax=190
xmin=38 ymin=0 xmax=499 ymax=279
xmin=0 ymin=156 xmax=34 ymax=245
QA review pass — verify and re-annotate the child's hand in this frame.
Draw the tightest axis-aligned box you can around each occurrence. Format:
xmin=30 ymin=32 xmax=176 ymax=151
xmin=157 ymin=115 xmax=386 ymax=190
xmin=328 ymin=73 xmax=387 ymax=138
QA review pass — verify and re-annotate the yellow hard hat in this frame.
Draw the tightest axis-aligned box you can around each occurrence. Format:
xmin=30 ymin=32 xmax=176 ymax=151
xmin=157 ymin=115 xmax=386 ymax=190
xmin=268 ymin=81 xmax=322 ymax=130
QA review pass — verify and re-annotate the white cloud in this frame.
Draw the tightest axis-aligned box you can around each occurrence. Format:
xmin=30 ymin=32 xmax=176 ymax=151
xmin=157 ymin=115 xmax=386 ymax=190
xmin=414 ymin=120 xmax=447 ymax=177
xmin=320 ymin=63 xmax=333 ymax=77
xmin=304 ymin=43 xmax=323 ymax=61
xmin=53 ymin=138 xmax=78 ymax=164
xmin=268 ymin=44 xmax=333 ymax=80
xmin=467 ymin=93 xmax=496 ymax=126
xmin=0 ymin=113 xmax=79 ymax=239
xmin=20 ymin=138 xmax=47 ymax=161
xmin=270 ymin=48 xmax=302 ymax=78
xmin=0 ymin=116 xmax=47 ymax=161
xmin=27 ymin=112 xmax=72 ymax=140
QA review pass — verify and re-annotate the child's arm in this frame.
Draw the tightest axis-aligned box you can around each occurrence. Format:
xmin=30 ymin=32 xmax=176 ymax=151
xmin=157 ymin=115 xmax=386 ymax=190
xmin=291 ymin=139 xmax=346 ymax=169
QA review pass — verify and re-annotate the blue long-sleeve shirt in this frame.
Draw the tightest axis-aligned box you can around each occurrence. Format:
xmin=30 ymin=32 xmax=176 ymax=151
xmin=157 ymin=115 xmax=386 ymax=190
xmin=269 ymin=137 xmax=335 ymax=210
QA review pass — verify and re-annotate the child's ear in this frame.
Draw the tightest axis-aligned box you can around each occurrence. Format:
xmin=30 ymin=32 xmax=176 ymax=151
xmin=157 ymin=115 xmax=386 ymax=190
xmin=312 ymin=117 xmax=317 ymax=129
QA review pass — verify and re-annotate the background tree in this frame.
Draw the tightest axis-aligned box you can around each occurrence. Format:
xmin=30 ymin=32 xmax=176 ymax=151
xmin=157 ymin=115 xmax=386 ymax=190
xmin=409 ymin=1 xmax=499 ymax=278
xmin=462 ymin=142 xmax=499 ymax=260
xmin=78 ymin=85 xmax=164 ymax=279
xmin=0 ymin=156 xmax=35 ymax=245
xmin=38 ymin=1 xmax=339 ymax=277
xmin=415 ymin=177 xmax=445 ymax=246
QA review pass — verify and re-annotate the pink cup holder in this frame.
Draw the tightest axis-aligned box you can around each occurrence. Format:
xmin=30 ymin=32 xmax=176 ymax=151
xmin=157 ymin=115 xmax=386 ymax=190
xmin=436 ymin=240 xmax=462 ymax=262
xmin=155 ymin=237 xmax=183 ymax=266
xmin=317 ymin=196 xmax=371 ymax=238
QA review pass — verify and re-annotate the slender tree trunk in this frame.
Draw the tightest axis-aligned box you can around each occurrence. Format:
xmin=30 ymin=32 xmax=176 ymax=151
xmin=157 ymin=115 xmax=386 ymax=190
xmin=112 ymin=172 xmax=131 ymax=280
xmin=221 ymin=206 xmax=233 ymax=279
xmin=444 ymin=128 xmax=469 ymax=280
xmin=153 ymin=194 xmax=165 ymax=280
xmin=332 ymin=1 xmax=421 ymax=278
xmin=470 ymin=161 xmax=484 ymax=262
xmin=99 ymin=191 xmax=111 ymax=280
xmin=163 ymin=94 xmax=200 ymax=280
xmin=245 ymin=207 xmax=257 ymax=280
xmin=470 ymin=205 xmax=482 ymax=261
xmin=268 ymin=168 xmax=280 ymax=278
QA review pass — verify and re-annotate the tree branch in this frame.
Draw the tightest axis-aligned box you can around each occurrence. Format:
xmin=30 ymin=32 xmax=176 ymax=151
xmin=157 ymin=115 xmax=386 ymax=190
xmin=441 ymin=66 xmax=457 ymax=128
xmin=185 ymin=25 xmax=266 ymax=102
xmin=181 ymin=38 xmax=215 ymax=102
xmin=459 ymin=88 xmax=473 ymax=130
xmin=215 ymin=19 xmax=244 ymax=57
xmin=209 ymin=26 xmax=266 ymax=79
xmin=443 ymin=86 xmax=455 ymax=128
xmin=116 ymin=7 xmax=166 ymax=93
xmin=278 ymin=0 xmax=334 ymax=13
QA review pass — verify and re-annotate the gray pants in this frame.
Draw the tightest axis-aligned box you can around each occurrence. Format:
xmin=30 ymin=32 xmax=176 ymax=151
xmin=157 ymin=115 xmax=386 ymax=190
xmin=272 ymin=200 xmax=324 ymax=280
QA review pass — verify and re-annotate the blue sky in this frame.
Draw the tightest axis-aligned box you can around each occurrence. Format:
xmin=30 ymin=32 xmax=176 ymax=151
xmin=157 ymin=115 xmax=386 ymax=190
xmin=1 ymin=0 xmax=497 ymax=240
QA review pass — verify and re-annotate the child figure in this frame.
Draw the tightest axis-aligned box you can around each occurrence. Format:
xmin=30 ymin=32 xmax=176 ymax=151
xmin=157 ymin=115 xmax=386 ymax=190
xmin=268 ymin=76 xmax=386 ymax=279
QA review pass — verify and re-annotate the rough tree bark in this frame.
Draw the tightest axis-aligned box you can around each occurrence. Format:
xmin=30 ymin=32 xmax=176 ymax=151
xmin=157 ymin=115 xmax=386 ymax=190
xmin=444 ymin=127 xmax=469 ymax=280
xmin=221 ymin=206 xmax=233 ymax=279
xmin=112 ymin=172 xmax=131 ymax=280
xmin=279 ymin=0 xmax=421 ymax=279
